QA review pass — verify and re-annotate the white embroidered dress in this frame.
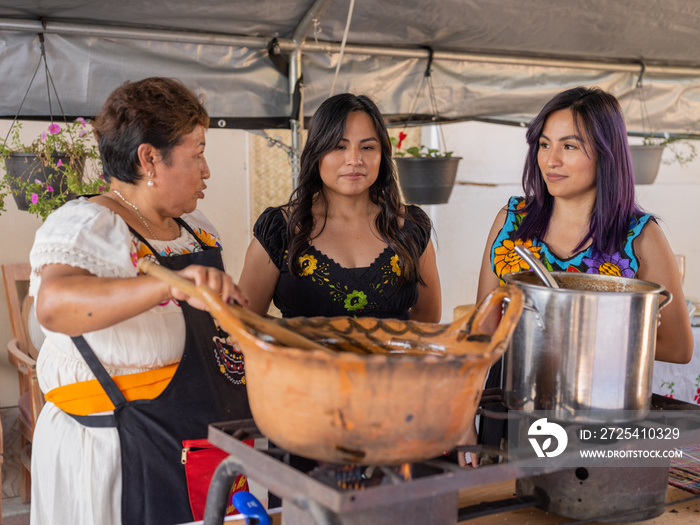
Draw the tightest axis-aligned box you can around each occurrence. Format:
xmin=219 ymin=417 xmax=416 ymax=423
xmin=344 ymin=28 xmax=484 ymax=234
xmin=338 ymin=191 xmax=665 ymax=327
xmin=29 ymin=197 xmax=224 ymax=525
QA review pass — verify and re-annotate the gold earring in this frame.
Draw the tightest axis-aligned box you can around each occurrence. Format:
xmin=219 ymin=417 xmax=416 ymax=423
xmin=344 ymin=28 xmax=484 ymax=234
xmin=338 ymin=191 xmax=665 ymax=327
xmin=147 ymin=171 xmax=154 ymax=187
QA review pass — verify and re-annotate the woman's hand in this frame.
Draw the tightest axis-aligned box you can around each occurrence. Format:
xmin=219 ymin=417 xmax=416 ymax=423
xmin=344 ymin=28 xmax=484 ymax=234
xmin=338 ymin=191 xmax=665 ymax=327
xmin=171 ymin=265 xmax=249 ymax=311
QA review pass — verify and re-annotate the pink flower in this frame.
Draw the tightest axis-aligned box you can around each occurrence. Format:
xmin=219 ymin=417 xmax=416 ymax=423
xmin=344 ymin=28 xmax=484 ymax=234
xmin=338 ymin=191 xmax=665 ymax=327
xmin=48 ymin=123 xmax=61 ymax=134
xmin=31 ymin=194 xmax=39 ymax=204
xmin=99 ymin=186 xmax=105 ymax=192
xmin=34 ymin=179 xmax=42 ymax=184
xmin=41 ymin=131 xmax=47 ymax=141
xmin=99 ymin=173 xmax=105 ymax=180
xmin=56 ymin=159 xmax=63 ymax=168
xmin=76 ymin=117 xmax=86 ymax=128
xmin=47 ymin=185 xmax=54 ymax=192
xmin=78 ymin=129 xmax=87 ymax=138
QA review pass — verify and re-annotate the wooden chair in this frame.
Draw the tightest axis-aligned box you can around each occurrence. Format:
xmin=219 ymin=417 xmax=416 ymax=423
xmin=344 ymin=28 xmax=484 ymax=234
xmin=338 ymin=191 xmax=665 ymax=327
xmin=2 ymin=263 xmax=45 ymax=504
xmin=2 ymin=263 xmax=32 ymax=353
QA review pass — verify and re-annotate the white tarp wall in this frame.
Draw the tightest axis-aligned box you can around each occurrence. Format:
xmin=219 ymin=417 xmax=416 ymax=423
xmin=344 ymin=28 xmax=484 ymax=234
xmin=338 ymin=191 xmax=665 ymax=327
xmin=1 ymin=0 xmax=700 ymax=135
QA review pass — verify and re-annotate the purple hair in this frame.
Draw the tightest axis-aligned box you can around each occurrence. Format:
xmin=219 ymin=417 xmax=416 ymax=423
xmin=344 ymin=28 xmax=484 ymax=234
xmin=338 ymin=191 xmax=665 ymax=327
xmin=517 ymin=87 xmax=643 ymax=254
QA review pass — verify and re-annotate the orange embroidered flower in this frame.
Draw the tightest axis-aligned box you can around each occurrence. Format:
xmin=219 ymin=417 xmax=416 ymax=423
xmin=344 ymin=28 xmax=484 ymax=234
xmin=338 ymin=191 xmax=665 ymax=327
xmin=494 ymin=239 xmax=541 ymax=277
xmin=195 ymin=229 xmax=222 ymax=249
xmin=134 ymin=241 xmax=154 ymax=260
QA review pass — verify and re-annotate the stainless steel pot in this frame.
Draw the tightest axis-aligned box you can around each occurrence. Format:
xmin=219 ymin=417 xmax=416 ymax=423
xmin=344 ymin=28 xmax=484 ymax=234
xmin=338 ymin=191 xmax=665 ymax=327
xmin=502 ymin=271 xmax=672 ymax=422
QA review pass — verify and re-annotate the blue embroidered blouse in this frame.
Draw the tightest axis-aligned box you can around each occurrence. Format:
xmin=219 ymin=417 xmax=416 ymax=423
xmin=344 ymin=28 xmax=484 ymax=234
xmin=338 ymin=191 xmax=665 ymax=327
xmin=490 ymin=196 xmax=654 ymax=280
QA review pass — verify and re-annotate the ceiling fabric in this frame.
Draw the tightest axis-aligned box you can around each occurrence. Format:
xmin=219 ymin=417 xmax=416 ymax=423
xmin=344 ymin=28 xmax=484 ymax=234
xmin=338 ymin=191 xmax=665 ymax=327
xmin=1 ymin=0 xmax=700 ymax=133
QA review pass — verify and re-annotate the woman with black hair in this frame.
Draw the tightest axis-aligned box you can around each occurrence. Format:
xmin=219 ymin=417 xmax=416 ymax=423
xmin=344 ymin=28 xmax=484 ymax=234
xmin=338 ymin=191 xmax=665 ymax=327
xmin=239 ymin=93 xmax=441 ymax=322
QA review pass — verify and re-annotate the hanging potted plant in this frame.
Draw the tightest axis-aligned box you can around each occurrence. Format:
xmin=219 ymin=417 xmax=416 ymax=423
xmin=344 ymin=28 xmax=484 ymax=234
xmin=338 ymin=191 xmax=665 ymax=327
xmin=391 ymin=131 xmax=462 ymax=205
xmin=629 ymin=134 xmax=698 ymax=185
xmin=0 ymin=118 xmax=107 ymax=220
xmin=627 ymin=71 xmax=699 ymax=184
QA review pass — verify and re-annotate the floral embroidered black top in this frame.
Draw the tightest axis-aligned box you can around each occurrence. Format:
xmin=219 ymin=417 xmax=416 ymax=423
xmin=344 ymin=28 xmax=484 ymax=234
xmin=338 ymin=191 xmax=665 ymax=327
xmin=253 ymin=206 xmax=431 ymax=319
xmin=490 ymin=196 xmax=655 ymax=281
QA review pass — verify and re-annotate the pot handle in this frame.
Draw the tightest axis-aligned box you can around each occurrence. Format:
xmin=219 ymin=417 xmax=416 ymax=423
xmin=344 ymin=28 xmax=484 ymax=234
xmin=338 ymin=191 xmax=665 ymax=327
xmin=467 ymin=284 xmax=524 ymax=353
xmin=658 ymin=289 xmax=673 ymax=311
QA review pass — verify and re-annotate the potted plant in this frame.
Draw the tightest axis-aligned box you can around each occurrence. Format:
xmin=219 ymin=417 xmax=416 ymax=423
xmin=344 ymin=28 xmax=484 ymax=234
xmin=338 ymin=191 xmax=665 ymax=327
xmin=391 ymin=131 xmax=462 ymax=205
xmin=629 ymin=134 xmax=698 ymax=185
xmin=0 ymin=118 xmax=107 ymax=220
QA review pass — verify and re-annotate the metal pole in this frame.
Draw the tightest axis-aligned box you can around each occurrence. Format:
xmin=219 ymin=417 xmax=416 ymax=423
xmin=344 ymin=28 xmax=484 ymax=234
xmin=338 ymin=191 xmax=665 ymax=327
xmin=2 ymin=18 xmax=700 ymax=76
xmin=291 ymin=0 xmax=332 ymax=44
xmin=289 ymin=49 xmax=302 ymax=190
xmin=0 ymin=18 xmax=269 ymax=49
xmin=286 ymin=0 xmax=329 ymax=189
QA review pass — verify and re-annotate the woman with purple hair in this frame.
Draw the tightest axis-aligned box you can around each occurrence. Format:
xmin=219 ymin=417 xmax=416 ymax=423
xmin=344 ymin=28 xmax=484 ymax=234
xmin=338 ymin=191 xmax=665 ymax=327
xmin=469 ymin=86 xmax=693 ymax=466
xmin=477 ymin=86 xmax=692 ymax=364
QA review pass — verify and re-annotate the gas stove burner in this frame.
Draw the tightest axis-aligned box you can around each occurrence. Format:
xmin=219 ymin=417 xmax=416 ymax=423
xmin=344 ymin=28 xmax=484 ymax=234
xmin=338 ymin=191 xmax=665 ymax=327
xmin=203 ymin=395 xmax=700 ymax=525
xmin=308 ymin=461 xmax=451 ymax=492
xmin=309 ymin=464 xmax=399 ymax=491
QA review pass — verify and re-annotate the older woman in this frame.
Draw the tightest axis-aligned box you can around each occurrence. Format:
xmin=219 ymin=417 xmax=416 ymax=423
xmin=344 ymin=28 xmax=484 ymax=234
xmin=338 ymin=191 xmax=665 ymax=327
xmin=29 ymin=77 xmax=250 ymax=525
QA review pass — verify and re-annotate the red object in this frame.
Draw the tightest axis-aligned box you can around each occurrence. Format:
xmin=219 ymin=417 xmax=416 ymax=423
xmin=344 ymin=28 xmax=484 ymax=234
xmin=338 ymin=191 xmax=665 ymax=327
xmin=397 ymin=131 xmax=407 ymax=149
xmin=182 ymin=438 xmax=254 ymax=520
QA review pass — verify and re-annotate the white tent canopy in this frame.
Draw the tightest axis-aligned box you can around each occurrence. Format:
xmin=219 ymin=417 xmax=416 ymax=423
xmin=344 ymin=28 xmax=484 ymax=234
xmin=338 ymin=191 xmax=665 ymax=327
xmin=1 ymin=0 xmax=700 ymax=134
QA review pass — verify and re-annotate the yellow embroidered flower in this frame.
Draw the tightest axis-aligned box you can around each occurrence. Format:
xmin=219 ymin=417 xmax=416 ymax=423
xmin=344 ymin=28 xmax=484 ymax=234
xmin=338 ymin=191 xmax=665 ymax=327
xmin=196 ymin=228 xmax=222 ymax=248
xmin=493 ymin=239 xmax=542 ymax=277
xmin=599 ymin=262 xmax=622 ymax=276
xmin=390 ymin=254 xmax=402 ymax=276
xmin=299 ymin=254 xmax=318 ymax=276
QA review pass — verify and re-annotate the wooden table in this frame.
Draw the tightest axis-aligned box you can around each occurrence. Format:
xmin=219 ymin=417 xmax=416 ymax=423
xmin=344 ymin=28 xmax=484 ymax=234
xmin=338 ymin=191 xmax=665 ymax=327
xmin=458 ymin=480 xmax=700 ymax=524
xmin=208 ymin=478 xmax=700 ymax=524
xmin=248 ymin=481 xmax=699 ymax=525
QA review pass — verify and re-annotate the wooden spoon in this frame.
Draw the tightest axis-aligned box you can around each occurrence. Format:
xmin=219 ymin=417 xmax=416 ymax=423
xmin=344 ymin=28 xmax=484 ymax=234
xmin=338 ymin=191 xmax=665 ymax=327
xmin=137 ymin=259 xmax=329 ymax=352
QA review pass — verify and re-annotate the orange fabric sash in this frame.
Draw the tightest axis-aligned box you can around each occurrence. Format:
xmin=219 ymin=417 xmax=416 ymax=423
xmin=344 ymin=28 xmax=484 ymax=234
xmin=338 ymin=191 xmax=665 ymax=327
xmin=45 ymin=363 xmax=178 ymax=416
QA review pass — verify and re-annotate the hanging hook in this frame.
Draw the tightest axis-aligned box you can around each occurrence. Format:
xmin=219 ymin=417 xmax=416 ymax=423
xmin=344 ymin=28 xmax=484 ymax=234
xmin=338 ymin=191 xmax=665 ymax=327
xmin=423 ymin=46 xmax=434 ymax=78
xmin=636 ymin=61 xmax=646 ymax=89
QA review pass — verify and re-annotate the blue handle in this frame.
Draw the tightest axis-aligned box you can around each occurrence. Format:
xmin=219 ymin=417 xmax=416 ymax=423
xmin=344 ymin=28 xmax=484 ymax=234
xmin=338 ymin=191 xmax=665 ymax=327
xmin=231 ymin=491 xmax=270 ymax=525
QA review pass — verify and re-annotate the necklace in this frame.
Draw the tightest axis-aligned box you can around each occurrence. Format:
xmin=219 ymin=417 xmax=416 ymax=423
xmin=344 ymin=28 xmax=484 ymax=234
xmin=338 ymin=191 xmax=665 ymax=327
xmin=111 ymin=189 xmax=177 ymax=241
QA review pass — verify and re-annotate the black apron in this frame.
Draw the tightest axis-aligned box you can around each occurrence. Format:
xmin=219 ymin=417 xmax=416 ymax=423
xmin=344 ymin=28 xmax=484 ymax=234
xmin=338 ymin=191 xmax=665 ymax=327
xmin=69 ymin=218 xmax=250 ymax=525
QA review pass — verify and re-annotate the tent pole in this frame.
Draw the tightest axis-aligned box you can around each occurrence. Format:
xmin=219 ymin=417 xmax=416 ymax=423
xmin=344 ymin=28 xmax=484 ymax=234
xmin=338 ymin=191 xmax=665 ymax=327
xmin=289 ymin=49 xmax=302 ymax=190
xmin=3 ymin=18 xmax=700 ymax=76
xmin=287 ymin=0 xmax=329 ymax=189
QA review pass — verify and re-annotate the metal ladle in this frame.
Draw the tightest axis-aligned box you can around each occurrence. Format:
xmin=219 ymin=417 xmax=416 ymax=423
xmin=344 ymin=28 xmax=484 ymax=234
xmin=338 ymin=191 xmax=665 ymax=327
xmin=513 ymin=244 xmax=559 ymax=288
